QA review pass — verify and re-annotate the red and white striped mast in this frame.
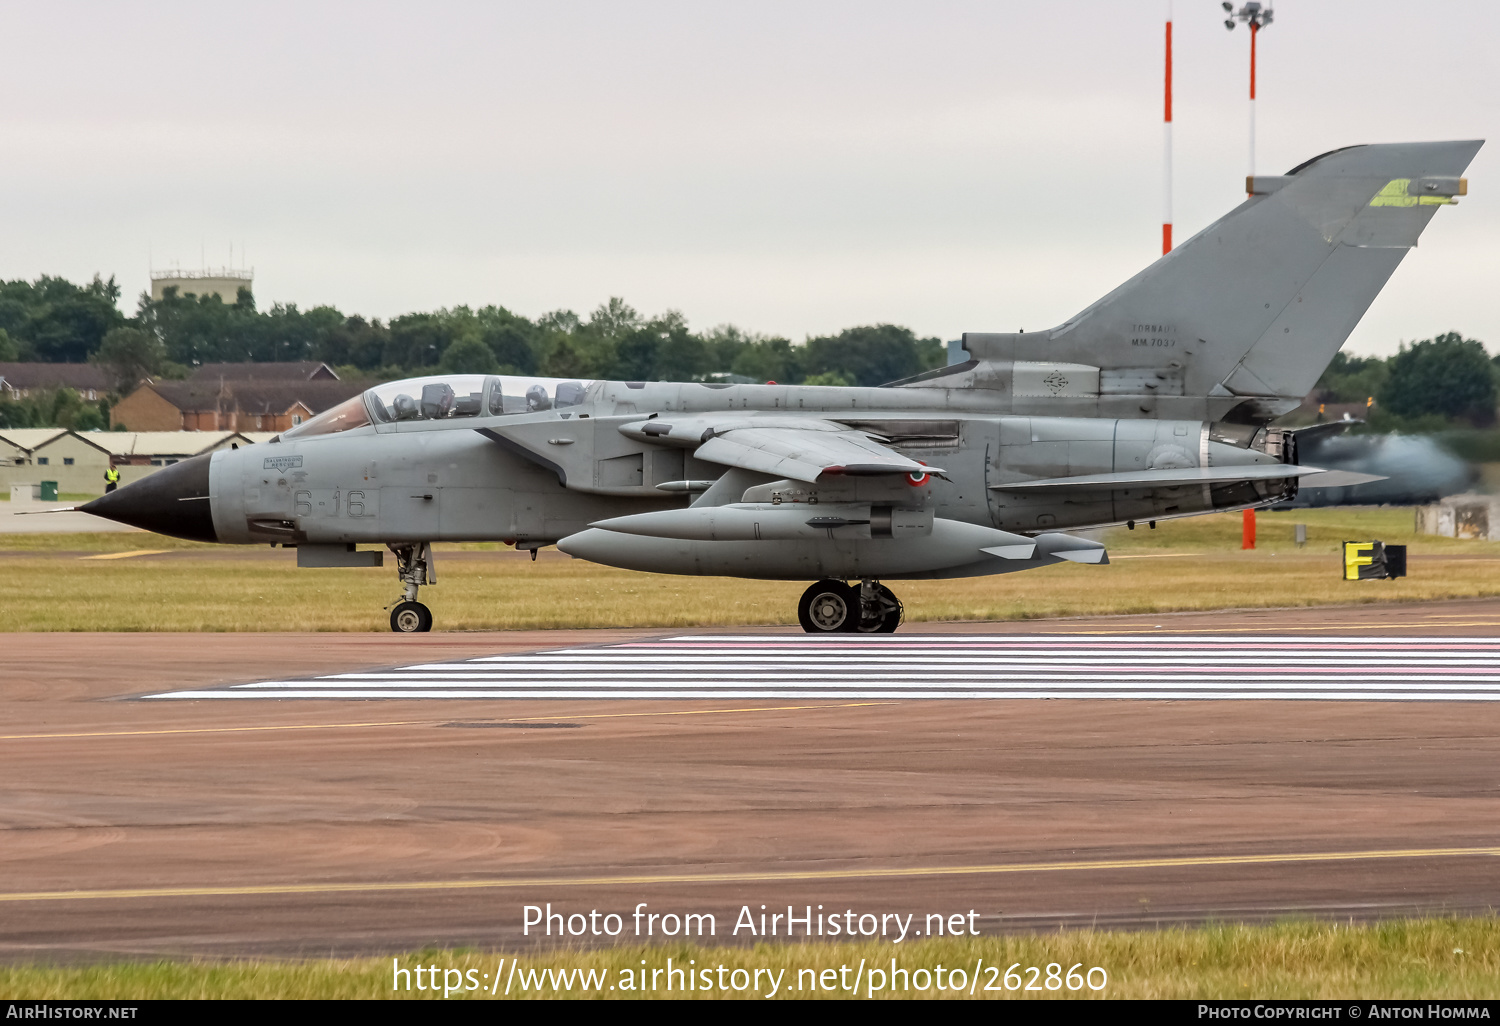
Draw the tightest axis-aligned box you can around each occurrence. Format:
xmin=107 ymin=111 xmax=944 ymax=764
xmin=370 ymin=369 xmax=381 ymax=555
xmin=1162 ymin=1 xmax=1173 ymax=254
xmin=1224 ymin=3 xmax=1274 ymax=185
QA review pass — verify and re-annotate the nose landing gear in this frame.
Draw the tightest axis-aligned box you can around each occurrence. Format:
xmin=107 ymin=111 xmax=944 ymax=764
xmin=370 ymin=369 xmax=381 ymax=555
xmin=796 ymin=579 xmax=903 ymax=634
xmin=387 ymin=542 xmax=436 ymax=633
xmin=390 ymin=601 xmax=432 ymax=633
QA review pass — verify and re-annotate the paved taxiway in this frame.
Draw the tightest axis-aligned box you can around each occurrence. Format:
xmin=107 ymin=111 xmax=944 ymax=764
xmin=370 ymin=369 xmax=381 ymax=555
xmin=0 ymin=498 xmax=142 ymax=534
xmin=6 ymin=601 xmax=1500 ymax=959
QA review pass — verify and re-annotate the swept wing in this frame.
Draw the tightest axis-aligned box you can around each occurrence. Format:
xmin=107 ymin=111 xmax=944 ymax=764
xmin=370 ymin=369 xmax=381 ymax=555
xmin=619 ymin=415 xmax=939 ymax=483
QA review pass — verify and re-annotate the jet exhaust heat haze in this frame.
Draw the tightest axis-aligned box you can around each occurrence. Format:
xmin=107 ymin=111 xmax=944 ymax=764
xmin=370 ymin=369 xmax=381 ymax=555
xmin=79 ymin=141 xmax=1481 ymax=633
xmin=1277 ymin=431 xmax=1475 ymax=508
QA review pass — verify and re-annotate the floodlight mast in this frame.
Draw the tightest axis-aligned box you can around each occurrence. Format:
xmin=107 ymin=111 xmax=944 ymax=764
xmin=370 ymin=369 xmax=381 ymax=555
xmin=1223 ymin=2 xmax=1274 ymax=187
xmin=1222 ymin=2 xmax=1273 ymax=547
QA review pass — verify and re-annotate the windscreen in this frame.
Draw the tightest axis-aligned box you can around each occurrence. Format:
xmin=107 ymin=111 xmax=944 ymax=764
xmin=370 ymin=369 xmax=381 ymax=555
xmin=278 ymin=394 xmax=372 ymax=440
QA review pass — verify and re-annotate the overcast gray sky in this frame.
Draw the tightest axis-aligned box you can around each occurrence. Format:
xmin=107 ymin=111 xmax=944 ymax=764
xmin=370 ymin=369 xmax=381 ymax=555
xmin=1 ymin=1 xmax=1494 ymax=355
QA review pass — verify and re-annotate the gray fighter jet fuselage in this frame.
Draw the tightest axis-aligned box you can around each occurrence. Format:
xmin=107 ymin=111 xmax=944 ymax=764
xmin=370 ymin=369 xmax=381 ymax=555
xmin=80 ymin=140 xmax=1481 ymax=632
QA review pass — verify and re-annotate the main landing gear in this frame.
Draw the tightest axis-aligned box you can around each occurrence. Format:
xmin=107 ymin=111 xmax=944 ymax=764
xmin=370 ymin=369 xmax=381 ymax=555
xmin=797 ymin=579 xmax=903 ymax=634
xmin=388 ymin=541 xmax=436 ymax=633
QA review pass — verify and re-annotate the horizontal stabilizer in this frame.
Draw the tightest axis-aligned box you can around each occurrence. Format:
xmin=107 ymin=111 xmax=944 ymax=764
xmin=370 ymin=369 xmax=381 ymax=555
xmin=993 ymin=464 xmax=1323 ymax=491
xmin=1291 ymin=420 xmax=1362 ymax=445
xmin=1298 ymin=469 xmax=1388 ymax=488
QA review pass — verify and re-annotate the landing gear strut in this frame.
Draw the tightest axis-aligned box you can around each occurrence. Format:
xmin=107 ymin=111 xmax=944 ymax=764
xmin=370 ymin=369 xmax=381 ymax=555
xmin=855 ymin=580 xmax=903 ymax=634
xmin=797 ymin=579 xmax=903 ymax=634
xmin=387 ymin=541 xmax=435 ymax=633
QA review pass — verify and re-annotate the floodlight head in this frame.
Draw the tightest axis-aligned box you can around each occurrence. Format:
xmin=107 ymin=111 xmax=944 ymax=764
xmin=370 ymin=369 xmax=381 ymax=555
xmin=1263 ymin=9 xmax=1274 ymax=24
xmin=1222 ymin=1 xmax=1232 ymax=9
xmin=1225 ymin=18 xmax=1235 ymax=29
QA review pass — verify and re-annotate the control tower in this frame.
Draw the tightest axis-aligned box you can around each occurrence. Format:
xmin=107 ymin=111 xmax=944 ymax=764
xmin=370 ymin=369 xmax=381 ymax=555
xmin=150 ymin=266 xmax=254 ymax=304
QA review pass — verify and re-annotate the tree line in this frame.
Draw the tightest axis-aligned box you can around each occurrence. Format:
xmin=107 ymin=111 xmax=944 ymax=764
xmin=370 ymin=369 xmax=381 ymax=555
xmin=1312 ymin=332 xmax=1497 ymax=430
xmin=2 ymin=274 xmax=1492 ymax=434
xmin=0 ymin=275 xmax=944 ymax=402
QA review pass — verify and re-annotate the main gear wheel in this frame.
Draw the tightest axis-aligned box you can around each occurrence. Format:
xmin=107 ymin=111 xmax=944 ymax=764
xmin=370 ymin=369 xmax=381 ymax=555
xmin=797 ymin=580 xmax=857 ymax=633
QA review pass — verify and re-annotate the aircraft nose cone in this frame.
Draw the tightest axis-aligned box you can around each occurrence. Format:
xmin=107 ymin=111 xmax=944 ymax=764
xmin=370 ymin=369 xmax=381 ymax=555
xmin=79 ymin=453 xmax=218 ymax=542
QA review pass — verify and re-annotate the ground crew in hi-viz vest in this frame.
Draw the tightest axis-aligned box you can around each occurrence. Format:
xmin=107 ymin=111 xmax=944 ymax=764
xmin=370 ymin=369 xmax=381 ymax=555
xmin=104 ymin=465 xmax=120 ymax=493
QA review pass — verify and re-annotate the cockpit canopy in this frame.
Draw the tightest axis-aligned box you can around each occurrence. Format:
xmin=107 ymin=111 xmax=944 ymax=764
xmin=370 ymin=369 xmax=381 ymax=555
xmin=279 ymin=374 xmax=596 ymax=440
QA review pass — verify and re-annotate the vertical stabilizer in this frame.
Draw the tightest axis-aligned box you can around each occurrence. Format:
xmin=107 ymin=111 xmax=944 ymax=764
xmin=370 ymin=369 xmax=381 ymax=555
xmin=964 ymin=140 xmax=1480 ymax=408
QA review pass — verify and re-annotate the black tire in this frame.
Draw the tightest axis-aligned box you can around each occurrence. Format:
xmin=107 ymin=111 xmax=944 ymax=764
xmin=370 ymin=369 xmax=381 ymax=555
xmin=855 ymin=584 xmax=903 ymax=634
xmin=390 ymin=601 xmax=433 ymax=633
xmin=797 ymin=580 xmax=857 ymax=633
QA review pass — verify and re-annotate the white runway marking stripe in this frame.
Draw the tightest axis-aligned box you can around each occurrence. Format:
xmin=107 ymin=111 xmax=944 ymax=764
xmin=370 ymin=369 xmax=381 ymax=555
xmin=141 ymin=634 xmax=1500 ymax=702
xmin=428 ymin=656 xmax=1500 ymax=667
xmin=327 ymin=672 xmax=1500 ymax=681
xmin=157 ymin=690 xmax=1500 ymax=701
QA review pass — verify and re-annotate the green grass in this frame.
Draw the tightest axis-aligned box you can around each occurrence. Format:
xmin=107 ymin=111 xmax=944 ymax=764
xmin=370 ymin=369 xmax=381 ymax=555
xmin=4 ymin=919 xmax=1499 ymax=999
xmin=4 ymin=508 xmax=1499 ymax=631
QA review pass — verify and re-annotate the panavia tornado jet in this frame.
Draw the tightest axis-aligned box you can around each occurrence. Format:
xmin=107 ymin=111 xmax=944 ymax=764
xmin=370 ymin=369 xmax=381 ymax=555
xmin=78 ymin=140 xmax=1479 ymax=633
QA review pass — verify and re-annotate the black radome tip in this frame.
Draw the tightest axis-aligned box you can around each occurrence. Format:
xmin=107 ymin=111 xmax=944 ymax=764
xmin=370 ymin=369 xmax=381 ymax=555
xmin=79 ymin=453 xmax=218 ymax=543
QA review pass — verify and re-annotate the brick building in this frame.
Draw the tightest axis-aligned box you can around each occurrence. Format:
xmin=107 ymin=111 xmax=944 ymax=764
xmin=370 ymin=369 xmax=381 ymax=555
xmin=189 ymin=361 xmax=340 ymax=383
xmin=0 ymin=363 xmax=109 ymax=401
xmin=110 ymin=379 xmax=366 ymax=432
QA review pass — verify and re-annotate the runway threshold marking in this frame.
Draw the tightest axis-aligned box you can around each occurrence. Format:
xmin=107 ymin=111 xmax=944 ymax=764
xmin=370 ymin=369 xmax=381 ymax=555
xmin=145 ymin=635 xmax=1500 ymax=702
xmin=77 ymin=549 xmax=169 ymax=560
xmin=0 ymin=703 xmax=891 ymax=741
xmin=5 ymin=845 xmax=1499 ymax=904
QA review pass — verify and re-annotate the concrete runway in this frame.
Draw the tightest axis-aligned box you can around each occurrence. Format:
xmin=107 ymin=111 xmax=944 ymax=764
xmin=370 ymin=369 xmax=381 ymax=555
xmin=7 ymin=600 xmax=1500 ymax=959
xmin=0 ymin=498 xmax=139 ymax=534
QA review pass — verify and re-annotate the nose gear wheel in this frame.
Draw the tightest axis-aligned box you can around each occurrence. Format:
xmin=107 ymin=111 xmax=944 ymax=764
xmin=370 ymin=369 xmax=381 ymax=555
xmin=390 ymin=600 xmax=432 ymax=633
xmin=387 ymin=542 xmax=437 ymax=632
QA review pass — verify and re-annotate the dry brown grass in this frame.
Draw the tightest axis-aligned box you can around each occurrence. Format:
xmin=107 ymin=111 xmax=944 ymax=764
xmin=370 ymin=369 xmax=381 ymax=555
xmin=3 ymin=508 xmax=1498 ymax=631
